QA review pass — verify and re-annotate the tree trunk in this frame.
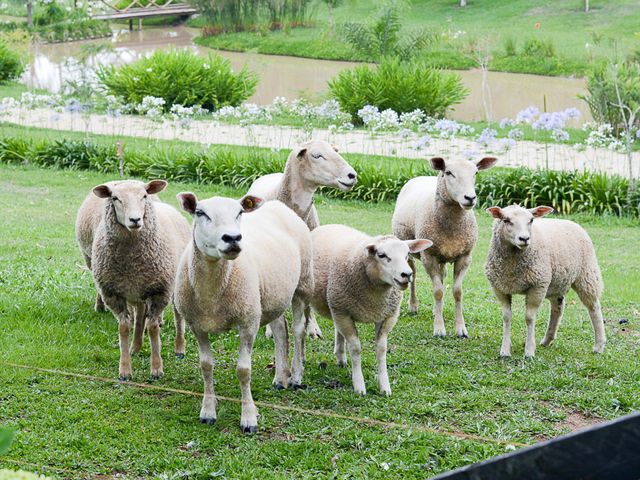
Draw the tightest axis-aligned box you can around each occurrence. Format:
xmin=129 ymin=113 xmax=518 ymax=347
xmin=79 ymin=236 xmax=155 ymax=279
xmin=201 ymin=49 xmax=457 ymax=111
xmin=460 ymin=0 xmax=467 ymax=6
xmin=27 ymin=0 xmax=34 ymax=28
xmin=585 ymin=0 xmax=589 ymax=12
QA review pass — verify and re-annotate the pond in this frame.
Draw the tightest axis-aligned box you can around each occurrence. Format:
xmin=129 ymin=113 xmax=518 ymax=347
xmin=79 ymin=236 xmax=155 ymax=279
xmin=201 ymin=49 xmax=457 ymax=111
xmin=23 ymin=25 xmax=591 ymax=124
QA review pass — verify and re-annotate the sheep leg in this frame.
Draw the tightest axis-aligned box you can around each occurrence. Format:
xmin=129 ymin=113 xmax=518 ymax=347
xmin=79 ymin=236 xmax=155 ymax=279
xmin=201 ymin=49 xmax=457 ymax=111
xmin=585 ymin=299 xmax=606 ymax=354
xmin=495 ymin=291 xmax=512 ymax=357
xmin=103 ymin=295 xmax=132 ymax=380
xmin=334 ymin=313 xmax=365 ymax=395
xmin=146 ymin=297 xmax=166 ymax=380
xmin=174 ymin=306 xmax=186 ymax=359
xmin=541 ymin=296 xmax=564 ymax=347
xmin=452 ymin=255 xmax=471 ymax=338
xmin=334 ymin=326 xmax=347 ymax=367
xmin=375 ymin=317 xmax=397 ymax=397
xmin=425 ymin=257 xmax=447 ymax=337
xmin=305 ymin=308 xmax=323 ymax=340
xmin=194 ymin=328 xmax=216 ymax=425
xmin=269 ymin=316 xmax=291 ymax=389
xmin=407 ymin=256 xmax=419 ymax=314
xmin=265 ymin=323 xmax=273 ymax=339
xmin=83 ymin=253 xmax=106 ymax=312
xmin=237 ymin=325 xmax=259 ymax=433
xmin=130 ymin=302 xmax=146 ymax=355
xmin=290 ymin=297 xmax=307 ymax=388
xmin=524 ymin=290 xmax=545 ymax=358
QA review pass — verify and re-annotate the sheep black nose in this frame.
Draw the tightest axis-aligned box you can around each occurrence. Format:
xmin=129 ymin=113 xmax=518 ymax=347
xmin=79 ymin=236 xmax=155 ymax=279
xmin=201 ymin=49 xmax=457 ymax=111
xmin=129 ymin=217 xmax=141 ymax=224
xmin=222 ymin=234 xmax=242 ymax=244
xmin=347 ymin=172 xmax=356 ymax=180
xmin=519 ymin=236 xmax=530 ymax=243
xmin=401 ymin=271 xmax=412 ymax=279
xmin=464 ymin=195 xmax=476 ymax=203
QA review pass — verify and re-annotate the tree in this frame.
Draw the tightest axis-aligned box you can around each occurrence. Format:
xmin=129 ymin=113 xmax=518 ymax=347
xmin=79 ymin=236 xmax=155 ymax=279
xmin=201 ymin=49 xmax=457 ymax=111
xmin=27 ymin=0 xmax=34 ymax=28
xmin=585 ymin=0 xmax=589 ymax=12
xmin=460 ymin=0 xmax=467 ymax=6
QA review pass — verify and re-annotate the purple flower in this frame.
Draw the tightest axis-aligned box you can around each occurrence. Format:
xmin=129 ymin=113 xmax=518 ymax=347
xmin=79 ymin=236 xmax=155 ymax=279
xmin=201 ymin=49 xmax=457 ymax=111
xmin=65 ymin=98 xmax=80 ymax=113
xmin=516 ymin=106 xmax=539 ymax=124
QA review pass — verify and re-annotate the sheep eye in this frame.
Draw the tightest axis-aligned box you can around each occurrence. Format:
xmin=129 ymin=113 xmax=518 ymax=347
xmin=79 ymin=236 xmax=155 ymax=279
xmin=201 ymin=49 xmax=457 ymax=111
xmin=311 ymin=153 xmax=324 ymax=160
xmin=112 ymin=196 xmax=119 ymax=202
xmin=377 ymin=253 xmax=387 ymax=259
xmin=236 ymin=211 xmax=243 ymax=219
xmin=143 ymin=194 xmax=148 ymax=200
xmin=445 ymin=171 xmax=454 ymax=177
xmin=195 ymin=210 xmax=206 ymax=218
xmin=503 ymin=218 xmax=511 ymax=224
xmin=529 ymin=218 xmax=534 ymax=224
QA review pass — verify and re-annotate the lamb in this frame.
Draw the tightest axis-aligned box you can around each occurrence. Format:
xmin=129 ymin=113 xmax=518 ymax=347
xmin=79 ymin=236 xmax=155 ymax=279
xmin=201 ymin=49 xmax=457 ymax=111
xmin=173 ymin=193 xmax=314 ymax=433
xmin=484 ymin=204 xmax=606 ymax=358
xmin=82 ymin=179 xmax=191 ymax=380
xmin=248 ymin=139 xmax=357 ymax=339
xmin=392 ymin=156 xmax=498 ymax=337
xmin=309 ymin=224 xmax=431 ymax=395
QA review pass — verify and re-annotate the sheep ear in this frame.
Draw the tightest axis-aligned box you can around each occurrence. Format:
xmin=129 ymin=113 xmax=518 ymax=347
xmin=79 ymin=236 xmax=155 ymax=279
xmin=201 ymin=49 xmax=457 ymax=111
xmin=145 ymin=179 xmax=167 ymax=194
xmin=431 ymin=157 xmax=445 ymax=171
xmin=240 ymin=195 xmax=263 ymax=213
xmin=530 ymin=206 xmax=554 ymax=218
xmin=365 ymin=244 xmax=377 ymax=255
xmin=486 ymin=207 xmax=503 ymax=219
xmin=476 ymin=156 xmax=498 ymax=170
xmin=93 ymin=184 xmax=112 ymax=198
xmin=406 ymin=239 xmax=432 ymax=253
xmin=177 ymin=192 xmax=197 ymax=215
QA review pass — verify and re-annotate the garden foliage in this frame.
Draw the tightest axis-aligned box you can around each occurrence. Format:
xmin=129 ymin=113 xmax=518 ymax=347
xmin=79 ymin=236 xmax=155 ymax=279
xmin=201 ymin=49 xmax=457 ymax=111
xmin=0 ymin=40 xmax=23 ymax=82
xmin=97 ymin=49 xmax=258 ymax=111
xmin=0 ymin=136 xmax=636 ymax=216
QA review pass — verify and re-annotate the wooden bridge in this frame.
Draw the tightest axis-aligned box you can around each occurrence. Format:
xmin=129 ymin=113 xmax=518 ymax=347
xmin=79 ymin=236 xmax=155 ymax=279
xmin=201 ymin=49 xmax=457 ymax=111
xmin=90 ymin=0 xmax=196 ymax=22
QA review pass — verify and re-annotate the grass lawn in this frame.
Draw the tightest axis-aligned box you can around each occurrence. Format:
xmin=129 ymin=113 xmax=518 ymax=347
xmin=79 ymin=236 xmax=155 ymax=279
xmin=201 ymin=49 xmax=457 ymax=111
xmin=194 ymin=0 xmax=640 ymax=77
xmin=0 ymin=163 xmax=639 ymax=478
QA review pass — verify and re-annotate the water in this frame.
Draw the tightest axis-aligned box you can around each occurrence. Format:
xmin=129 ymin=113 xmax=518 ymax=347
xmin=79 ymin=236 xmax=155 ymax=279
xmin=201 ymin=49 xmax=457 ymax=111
xmin=23 ymin=25 xmax=591 ymax=124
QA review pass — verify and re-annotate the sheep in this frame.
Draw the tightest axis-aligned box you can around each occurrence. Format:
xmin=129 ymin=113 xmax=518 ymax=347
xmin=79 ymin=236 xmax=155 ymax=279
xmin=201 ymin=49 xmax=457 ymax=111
xmin=309 ymin=224 xmax=432 ymax=395
xmin=249 ymin=139 xmax=357 ymax=339
xmin=484 ymin=204 xmax=606 ymax=358
xmin=173 ymin=193 xmax=314 ymax=433
xmin=392 ymin=156 xmax=498 ymax=337
xmin=85 ymin=179 xmax=191 ymax=380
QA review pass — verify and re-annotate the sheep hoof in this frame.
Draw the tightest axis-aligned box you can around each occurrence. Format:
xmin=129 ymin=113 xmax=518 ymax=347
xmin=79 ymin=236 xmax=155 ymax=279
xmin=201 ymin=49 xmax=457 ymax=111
xmin=274 ymin=383 xmax=286 ymax=391
xmin=291 ymin=383 xmax=307 ymax=391
xmin=457 ymin=333 xmax=469 ymax=339
xmin=119 ymin=374 xmax=131 ymax=382
xmin=524 ymin=354 xmax=535 ymax=360
xmin=175 ymin=352 xmax=185 ymax=360
xmin=499 ymin=353 xmax=511 ymax=359
xmin=241 ymin=425 xmax=258 ymax=434
xmin=433 ymin=332 xmax=446 ymax=338
xmin=593 ymin=346 xmax=605 ymax=354
xmin=95 ymin=305 xmax=106 ymax=313
xmin=150 ymin=373 xmax=164 ymax=381
xmin=200 ymin=416 xmax=216 ymax=426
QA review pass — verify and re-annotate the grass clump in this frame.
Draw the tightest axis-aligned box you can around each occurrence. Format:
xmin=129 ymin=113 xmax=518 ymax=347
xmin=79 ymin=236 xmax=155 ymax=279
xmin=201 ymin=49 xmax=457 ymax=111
xmin=97 ymin=48 xmax=258 ymax=111
xmin=328 ymin=57 xmax=468 ymax=124
xmin=0 ymin=40 xmax=23 ymax=82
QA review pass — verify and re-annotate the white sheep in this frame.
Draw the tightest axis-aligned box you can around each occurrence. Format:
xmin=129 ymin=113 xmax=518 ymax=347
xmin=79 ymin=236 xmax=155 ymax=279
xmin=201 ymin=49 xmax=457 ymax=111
xmin=309 ymin=224 xmax=431 ymax=395
xmin=173 ymin=193 xmax=314 ymax=433
xmin=249 ymin=140 xmax=357 ymax=339
xmin=84 ymin=180 xmax=190 ymax=380
xmin=485 ymin=204 xmax=606 ymax=358
xmin=392 ymin=156 xmax=498 ymax=337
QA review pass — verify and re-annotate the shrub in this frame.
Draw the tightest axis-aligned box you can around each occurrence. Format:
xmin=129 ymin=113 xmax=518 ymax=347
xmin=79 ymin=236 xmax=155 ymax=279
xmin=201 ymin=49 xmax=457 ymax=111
xmin=522 ymin=38 xmax=555 ymax=58
xmin=33 ymin=0 xmax=66 ymax=26
xmin=580 ymin=61 xmax=640 ymax=135
xmin=328 ymin=57 xmax=468 ymax=124
xmin=0 ymin=135 xmax=637 ymax=216
xmin=0 ymin=40 xmax=23 ymax=83
xmin=97 ymin=49 xmax=258 ymax=111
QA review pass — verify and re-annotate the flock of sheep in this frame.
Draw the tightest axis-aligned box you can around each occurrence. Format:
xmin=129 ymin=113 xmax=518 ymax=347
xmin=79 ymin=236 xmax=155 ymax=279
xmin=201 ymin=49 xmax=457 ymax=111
xmin=74 ymin=140 xmax=606 ymax=433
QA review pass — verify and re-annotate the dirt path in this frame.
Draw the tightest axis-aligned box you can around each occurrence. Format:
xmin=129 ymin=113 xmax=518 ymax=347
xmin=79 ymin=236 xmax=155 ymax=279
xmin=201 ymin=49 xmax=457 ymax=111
xmin=3 ymin=108 xmax=638 ymax=178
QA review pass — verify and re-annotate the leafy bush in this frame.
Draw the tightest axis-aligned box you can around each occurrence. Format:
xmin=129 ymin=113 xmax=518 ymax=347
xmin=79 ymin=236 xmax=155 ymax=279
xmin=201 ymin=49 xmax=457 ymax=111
xmin=33 ymin=0 xmax=66 ymax=26
xmin=0 ymin=135 xmax=637 ymax=216
xmin=522 ymin=38 xmax=555 ymax=58
xmin=97 ymin=49 xmax=258 ymax=111
xmin=328 ymin=57 xmax=468 ymax=123
xmin=0 ymin=40 xmax=24 ymax=83
xmin=340 ymin=2 xmax=432 ymax=61
xmin=581 ymin=61 xmax=640 ymax=135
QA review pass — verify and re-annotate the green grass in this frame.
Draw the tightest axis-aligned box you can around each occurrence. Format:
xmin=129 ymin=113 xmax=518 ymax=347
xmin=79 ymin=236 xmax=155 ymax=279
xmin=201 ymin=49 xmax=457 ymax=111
xmin=194 ymin=0 xmax=640 ymax=77
xmin=0 ymin=163 xmax=639 ymax=478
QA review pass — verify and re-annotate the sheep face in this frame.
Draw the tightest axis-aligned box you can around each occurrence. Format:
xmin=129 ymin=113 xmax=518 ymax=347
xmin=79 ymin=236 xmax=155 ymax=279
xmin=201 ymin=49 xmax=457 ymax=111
xmin=296 ymin=140 xmax=357 ymax=191
xmin=487 ymin=205 xmax=554 ymax=249
xmin=366 ymin=237 xmax=432 ymax=290
xmin=93 ymin=180 xmax=167 ymax=231
xmin=177 ymin=193 xmax=263 ymax=260
xmin=431 ymin=156 xmax=497 ymax=210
